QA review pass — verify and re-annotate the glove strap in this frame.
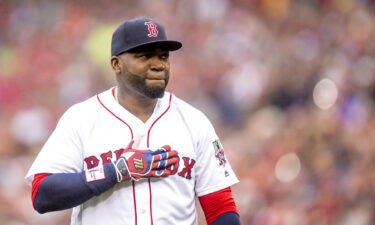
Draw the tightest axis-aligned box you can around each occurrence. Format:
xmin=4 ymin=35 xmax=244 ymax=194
xmin=113 ymin=158 xmax=131 ymax=182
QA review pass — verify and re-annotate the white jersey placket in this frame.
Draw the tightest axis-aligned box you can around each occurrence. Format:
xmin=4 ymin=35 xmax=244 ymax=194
xmin=97 ymin=88 xmax=172 ymax=225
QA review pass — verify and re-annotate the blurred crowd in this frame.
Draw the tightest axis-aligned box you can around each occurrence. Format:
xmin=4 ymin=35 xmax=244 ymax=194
xmin=1 ymin=0 xmax=375 ymax=224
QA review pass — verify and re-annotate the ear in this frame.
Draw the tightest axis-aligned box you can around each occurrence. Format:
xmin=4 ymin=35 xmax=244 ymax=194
xmin=111 ymin=56 xmax=121 ymax=74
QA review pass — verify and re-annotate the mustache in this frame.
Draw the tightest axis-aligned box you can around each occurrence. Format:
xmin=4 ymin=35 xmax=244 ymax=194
xmin=145 ymin=73 xmax=169 ymax=80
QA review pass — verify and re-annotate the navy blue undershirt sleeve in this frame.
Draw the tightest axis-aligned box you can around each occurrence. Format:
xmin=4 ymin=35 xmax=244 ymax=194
xmin=33 ymin=163 xmax=117 ymax=214
xmin=212 ymin=212 xmax=241 ymax=225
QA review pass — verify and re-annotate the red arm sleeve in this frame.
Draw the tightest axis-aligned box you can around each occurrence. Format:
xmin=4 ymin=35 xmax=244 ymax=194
xmin=31 ymin=173 xmax=51 ymax=207
xmin=198 ymin=187 xmax=238 ymax=225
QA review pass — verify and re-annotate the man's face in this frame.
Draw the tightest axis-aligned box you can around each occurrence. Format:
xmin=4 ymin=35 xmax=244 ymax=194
xmin=114 ymin=47 xmax=170 ymax=99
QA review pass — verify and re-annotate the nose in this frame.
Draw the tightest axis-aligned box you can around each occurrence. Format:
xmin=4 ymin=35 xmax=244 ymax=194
xmin=150 ymin=57 xmax=165 ymax=72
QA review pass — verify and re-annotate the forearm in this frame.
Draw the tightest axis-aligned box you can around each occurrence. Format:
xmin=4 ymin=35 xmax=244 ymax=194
xmin=32 ymin=145 xmax=178 ymax=214
xmin=212 ymin=212 xmax=240 ymax=225
xmin=33 ymin=163 xmax=117 ymax=213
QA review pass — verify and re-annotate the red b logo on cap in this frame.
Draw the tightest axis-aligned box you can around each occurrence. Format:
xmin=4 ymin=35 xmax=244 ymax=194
xmin=144 ymin=21 xmax=158 ymax=37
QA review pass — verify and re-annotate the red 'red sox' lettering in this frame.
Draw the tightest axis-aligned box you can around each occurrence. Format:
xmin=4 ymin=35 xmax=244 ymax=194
xmin=84 ymin=153 xmax=195 ymax=179
xmin=114 ymin=148 xmax=126 ymax=160
xmin=100 ymin=151 xmax=112 ymax=164
xmin=84 ymin=156 xmax=99 ymax=169
xmin=166 ymin=156 xmax=180 ymax=175
xmin=178 ymin=157 xmax=196 ymax=180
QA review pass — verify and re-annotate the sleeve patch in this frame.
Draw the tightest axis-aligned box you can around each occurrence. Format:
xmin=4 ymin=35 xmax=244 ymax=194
xmin=213 ymin=139 xmax=227 ymax=167
xmin=85 ymin=164 xmax=106 ymax=182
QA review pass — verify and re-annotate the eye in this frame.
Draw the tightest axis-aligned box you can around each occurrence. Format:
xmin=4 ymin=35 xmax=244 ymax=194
xmin=160 ymin=53 xmax=169 ymax=59
xmin=136 ymin=54 xmax=151 ymax=59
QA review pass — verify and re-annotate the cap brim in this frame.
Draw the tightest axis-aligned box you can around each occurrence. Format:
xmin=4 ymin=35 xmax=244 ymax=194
xmin=138 ymin=40 xmax=182 ymax=51
xmin=117 ymin=40 xmax=182 ymax=55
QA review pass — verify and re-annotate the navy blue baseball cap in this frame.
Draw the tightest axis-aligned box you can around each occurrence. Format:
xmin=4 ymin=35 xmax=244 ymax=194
xmin=111 ymin=17 xmax=182 ymax=56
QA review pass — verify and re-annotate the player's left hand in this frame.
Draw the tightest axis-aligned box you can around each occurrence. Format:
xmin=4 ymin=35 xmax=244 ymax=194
xmin=113 ymin=142 xmax=179 ymax=182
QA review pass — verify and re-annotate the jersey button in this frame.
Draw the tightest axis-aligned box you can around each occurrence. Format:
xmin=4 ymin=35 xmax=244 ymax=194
xmin=141 ymin=209 xmax=146 ymax=214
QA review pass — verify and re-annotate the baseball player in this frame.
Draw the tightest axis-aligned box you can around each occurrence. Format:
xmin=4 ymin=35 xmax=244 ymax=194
xmin=25 ymin=17 xmax=240 ymax=225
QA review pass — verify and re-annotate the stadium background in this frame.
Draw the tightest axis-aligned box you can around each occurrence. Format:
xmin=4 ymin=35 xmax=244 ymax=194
xmin=1 ymin=0 xmax=375 ymax=224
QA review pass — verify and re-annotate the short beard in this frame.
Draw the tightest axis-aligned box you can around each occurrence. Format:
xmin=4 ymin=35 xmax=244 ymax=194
xmin=122 ymin=70 xmax=168 ymax=99
xmin=143 ymin=85 xmax=166 ymax=98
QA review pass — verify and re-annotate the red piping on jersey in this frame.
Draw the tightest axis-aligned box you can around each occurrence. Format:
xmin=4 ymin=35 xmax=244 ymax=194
xmin=98 ymin=90 xmax=172 ymax=225
xmin=146 ymin=92 xmax=172 ymax=225
xmin=132 ymin=181 xmax=138 ymax=225
xmin=97 ymin=90 xmax=137 ymax=225
xmin=96 ymin=93 xmax=134 ymax=139
xmin=111 ymin=87 xmax=116 ymax=98
xmin=148 ymin=179 xmax=154 ymax=225
xmin=147 ymin=93 xmax=172 ymax=147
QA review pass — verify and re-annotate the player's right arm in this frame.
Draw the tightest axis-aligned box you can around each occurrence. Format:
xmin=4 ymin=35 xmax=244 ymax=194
xmin=32 ymin=146 xmax=178 ymax=214
xmin=32 ymin=164 xmax=117 ymax=213
xmin=26 ymin=104 xmax=178 ymax=213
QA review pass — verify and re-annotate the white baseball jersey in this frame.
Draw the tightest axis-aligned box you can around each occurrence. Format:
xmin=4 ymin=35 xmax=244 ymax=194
xmin=25 ymin=87 xmax=239 ymax=225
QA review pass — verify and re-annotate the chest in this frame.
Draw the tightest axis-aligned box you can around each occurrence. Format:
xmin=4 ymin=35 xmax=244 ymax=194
xmin=80 ymin=110 xmax=197 ymax=171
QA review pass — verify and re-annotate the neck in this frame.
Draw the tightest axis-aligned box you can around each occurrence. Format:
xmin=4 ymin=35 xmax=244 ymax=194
xmin=115 ymin=87 xmax=158 ymax=123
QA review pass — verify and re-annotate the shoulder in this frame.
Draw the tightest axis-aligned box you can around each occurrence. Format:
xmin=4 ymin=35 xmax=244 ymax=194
xmin=170 ymin=93 xmax=213 ymax=129
xmin=63 ymin=95 xmax=97 ymax=119
xmin=171 ymin=94 xmax=209 ymax=121
xmin=58 ymin=89 xmax=111 ymax=125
